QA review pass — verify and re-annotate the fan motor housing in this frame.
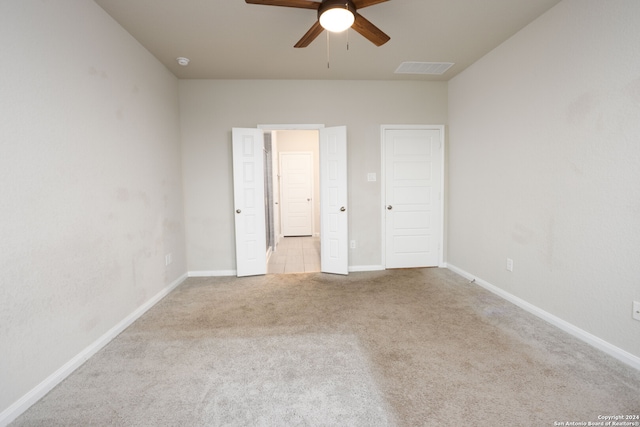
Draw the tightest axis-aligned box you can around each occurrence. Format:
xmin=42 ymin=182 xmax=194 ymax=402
xmin=318 ymin=0 xmax=357 ymax=20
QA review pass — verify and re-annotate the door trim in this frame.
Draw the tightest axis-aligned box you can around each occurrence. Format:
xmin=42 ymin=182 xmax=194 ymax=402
xmin=380 ymin=124 xmax=445 ymax=268
xmin=258 ymin=124 xmax=325 ymax=131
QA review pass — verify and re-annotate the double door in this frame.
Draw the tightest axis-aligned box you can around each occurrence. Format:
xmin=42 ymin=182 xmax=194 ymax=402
xmin=232 ymin=126 xmax=349 ymax=277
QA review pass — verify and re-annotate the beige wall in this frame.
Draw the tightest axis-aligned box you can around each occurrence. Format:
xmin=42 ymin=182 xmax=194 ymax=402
xmin=448 ymin=0 xmax=640 ymax=360
xmin=9 ymin=0 xmax=639 ymax=420
xmin=179 ymin=80 xmax=448 ymax=273
xmin=0 ymin=0 xmax=185 ymax=417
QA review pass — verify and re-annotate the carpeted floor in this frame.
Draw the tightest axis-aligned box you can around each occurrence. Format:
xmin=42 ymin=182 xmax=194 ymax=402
xmin=12 ymin=268 xmax=640 ymax=426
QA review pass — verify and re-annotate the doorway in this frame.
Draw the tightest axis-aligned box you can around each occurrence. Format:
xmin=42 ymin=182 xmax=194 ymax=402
xmin=232 ymin=125 xmax=348 ymax=277
xmin=270 ymin=130 xmax=320 ymax=274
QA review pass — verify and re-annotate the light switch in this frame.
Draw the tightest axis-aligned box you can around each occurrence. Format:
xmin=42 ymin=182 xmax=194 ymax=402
xmin=367 ymin=173 xmax=376 ymax=182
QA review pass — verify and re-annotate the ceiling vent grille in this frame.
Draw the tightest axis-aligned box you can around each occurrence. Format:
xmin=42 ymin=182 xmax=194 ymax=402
xmin=395 ymin=62 xmax=454 ymax=75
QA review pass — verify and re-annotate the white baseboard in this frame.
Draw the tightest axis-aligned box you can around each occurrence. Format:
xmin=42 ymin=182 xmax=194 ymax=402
xmin=349 ymin=265 xmax=385 ymax=272
xmin=0 ymin=273 xmax=188 ymax=427
xmin=446 ymin=264 xmax=640 ymax=372
xmin=188 ymin=270 xmax=237 ymax=277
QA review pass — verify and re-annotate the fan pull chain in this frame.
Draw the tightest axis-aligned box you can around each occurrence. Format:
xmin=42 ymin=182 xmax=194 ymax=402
xmin=347 ymin=29 xmax=350 ymax=51
xmin=327 ymin=31 xmax=330 ymax=69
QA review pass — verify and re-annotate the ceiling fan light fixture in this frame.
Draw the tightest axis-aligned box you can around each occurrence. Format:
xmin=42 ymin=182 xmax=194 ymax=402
xmin=319 ymin=0 xmax=356 ymax=33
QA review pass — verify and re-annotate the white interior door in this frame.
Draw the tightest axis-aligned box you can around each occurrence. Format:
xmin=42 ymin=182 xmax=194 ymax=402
xmin=232 ymin=128 xmax=266 ymax=277
xmin=384 ymin=127 xmax=443 ymax=268
xmin=320 ymin=126 xmax=348 ymax=275
xmin=271 ymin=133 xmax=281 ymax=247
xmin=281 ymin=152 xmax=313 ymax=236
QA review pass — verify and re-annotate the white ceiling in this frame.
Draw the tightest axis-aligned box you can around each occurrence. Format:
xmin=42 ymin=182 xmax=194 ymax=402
xmin=93 ymin=0 xmax=561 ymax=81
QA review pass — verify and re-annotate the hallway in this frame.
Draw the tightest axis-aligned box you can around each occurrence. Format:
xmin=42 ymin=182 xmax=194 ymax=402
xmin=267 ymin=236 xmax=320 ymax=274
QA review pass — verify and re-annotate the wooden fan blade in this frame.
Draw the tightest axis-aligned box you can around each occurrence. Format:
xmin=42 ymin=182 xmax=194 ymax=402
xmin=294 ymin=20 xmax=324 ymax=48
xmin=245 ymin=0 xmax=319 ymax=10
xmin=352 ymin=13 xmax=390 ymax=46
xmin=353 ymin=0 xmax=389 ymax=9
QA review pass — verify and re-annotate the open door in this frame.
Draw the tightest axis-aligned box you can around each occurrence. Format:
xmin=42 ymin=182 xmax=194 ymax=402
xmin=232 ymin=128 xmax=267 ymax=277
xmin=319 ymin=126 xmax=348 ymax=275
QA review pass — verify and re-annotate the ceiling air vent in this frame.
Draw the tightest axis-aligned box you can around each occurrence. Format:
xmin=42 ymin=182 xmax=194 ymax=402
xmin=395 ymin=62 xmax=454 ymax=75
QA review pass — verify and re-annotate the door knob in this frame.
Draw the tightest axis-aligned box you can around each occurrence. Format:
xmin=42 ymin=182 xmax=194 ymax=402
xmin=307 ymin=198 xmax=311 ymax=201
xmin=236 ymin=209 xmax=241 ymax=214
xmin=340 ymin=206 xmax=346 ymax=212
xmin=387 ymin=205 xmax=393 ymax=210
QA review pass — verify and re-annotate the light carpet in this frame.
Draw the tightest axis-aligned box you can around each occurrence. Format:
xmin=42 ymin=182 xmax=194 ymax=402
xmin=11 ymin=268 xmax=640 ymax=426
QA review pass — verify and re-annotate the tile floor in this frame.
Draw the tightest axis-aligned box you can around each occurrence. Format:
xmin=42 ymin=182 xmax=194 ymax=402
xmin=267 ymin=236 xmax=320 ymax=274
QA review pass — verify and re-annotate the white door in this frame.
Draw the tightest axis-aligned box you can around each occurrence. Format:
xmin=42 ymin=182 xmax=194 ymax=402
xmin=383 ymin=127 xmax=443 ymax=268
xmin=271 ymin=133 xmax=281 ymax=247
xmin=232 ymin=128 xmax=267 ymax=277
xmin=281 ymin=152 xmax=313 ymax=236
xmin=319 ymin=126 xmax=348 ymax=275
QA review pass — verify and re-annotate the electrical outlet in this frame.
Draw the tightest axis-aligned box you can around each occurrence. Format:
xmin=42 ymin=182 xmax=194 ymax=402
xmin=633 ymin=301 xmax=640 ymax=321
xmin=350 ymin=240 xmax=356 ymax=249
xmin=506 ymin=258 xmax=513 ymax=272
xmin=165 ymin=254 xmax=172 ymax=266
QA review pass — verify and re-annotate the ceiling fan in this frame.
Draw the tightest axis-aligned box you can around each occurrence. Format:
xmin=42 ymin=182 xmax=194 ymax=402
xmin=245 ymin=0 xmax=391 ymax=48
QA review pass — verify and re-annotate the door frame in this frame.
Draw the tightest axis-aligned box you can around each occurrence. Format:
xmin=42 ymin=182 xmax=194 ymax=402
xmin=380 ymin=124 xmax=445 ymax=268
